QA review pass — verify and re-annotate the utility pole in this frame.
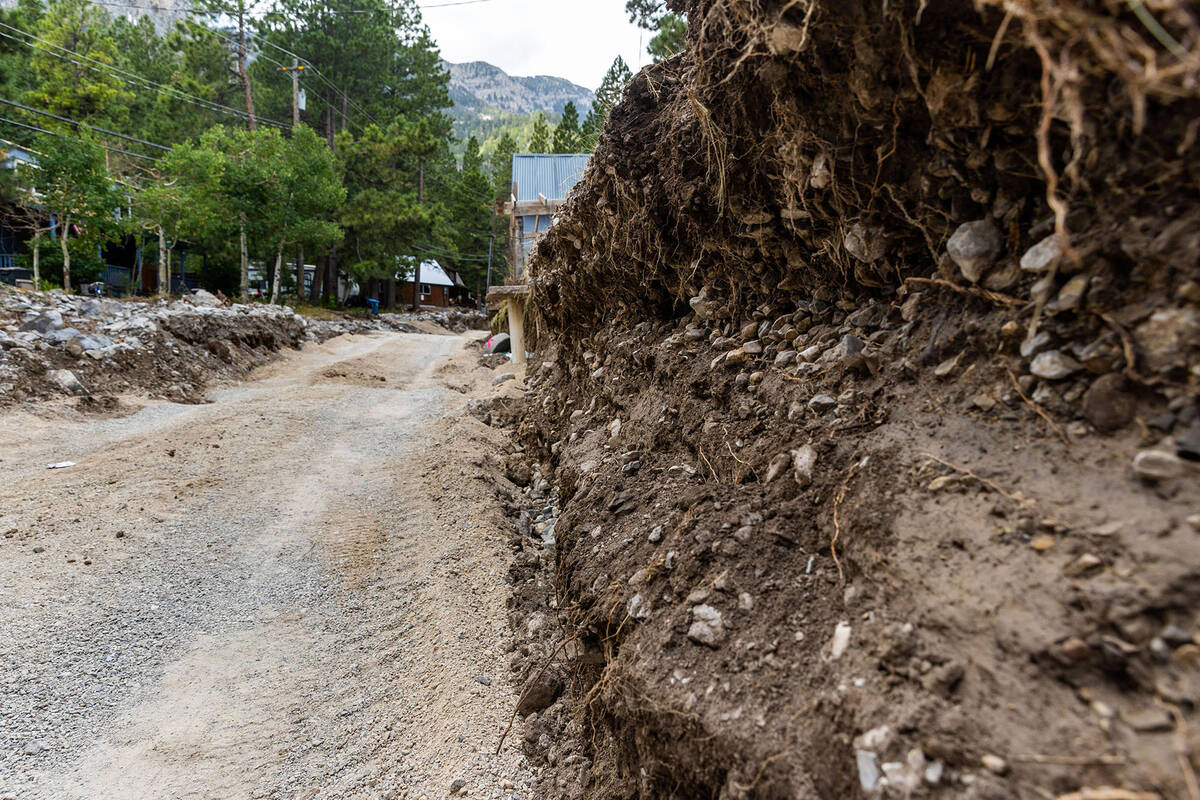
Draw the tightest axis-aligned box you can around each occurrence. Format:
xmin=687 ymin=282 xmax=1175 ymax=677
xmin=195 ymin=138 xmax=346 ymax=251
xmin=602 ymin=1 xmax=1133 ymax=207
xmin=279 ymin=59 xmax=305 ymax=127
xmin=412 ymin=160 xmax=424 ymax=311
xmin=484 ymin=233 xmax=494 ymax=309
xmin=235 ymin=0 xmax=256 ymax=131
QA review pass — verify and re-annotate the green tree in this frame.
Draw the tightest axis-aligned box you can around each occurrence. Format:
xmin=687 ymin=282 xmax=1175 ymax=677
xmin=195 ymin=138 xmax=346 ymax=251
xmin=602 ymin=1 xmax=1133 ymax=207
xmin=551 ymin=101 xmax=581 ymax=154
xmin=491 ymin=131 xmax=516 ymax=202
xmin=648 ymin=13 xmax=686 ymax=62
xmin=338 ymin=121 xmax=436 ymax=289
xmin=582 ymin=57 xmax=632 ymax=150
xmin=527 ymin=112 xmax=549 ymax=154
xmin=268 ymin=125 xmax=344 ymax=303
xmin=462 ymin=135 xmax=483 ymax=173
xmin=33 ymin=134 xmax=122 ymax=293
xmin=625 ymin=1 xmax=686 ymax=63
xmin=25 ymin=0 xmax=135 ymax=128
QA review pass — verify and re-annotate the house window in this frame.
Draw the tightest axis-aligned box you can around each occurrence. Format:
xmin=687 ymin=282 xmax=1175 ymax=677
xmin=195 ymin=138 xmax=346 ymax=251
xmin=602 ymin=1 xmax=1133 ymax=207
xmin=421 ymin=283 xmax=432 ymax=295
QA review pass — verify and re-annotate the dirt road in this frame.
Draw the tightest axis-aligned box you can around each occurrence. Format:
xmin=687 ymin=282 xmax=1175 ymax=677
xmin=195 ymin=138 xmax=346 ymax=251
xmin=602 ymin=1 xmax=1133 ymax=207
xmin=0 ymin=333 xmax=531 ymax=800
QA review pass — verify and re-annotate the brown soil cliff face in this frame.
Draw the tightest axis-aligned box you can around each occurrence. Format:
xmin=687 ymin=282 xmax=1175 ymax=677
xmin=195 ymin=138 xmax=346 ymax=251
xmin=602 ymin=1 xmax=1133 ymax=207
xmin=506 ymin=0 xmax=1200 ymax=798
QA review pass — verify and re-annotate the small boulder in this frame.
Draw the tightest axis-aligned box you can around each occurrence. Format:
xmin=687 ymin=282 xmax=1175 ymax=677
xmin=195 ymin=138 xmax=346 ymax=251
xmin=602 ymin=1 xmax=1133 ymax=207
xmin=19 ymin=310 xmax=63 ymax=333
xmin=946 ymin=219 xmax=1002 ymax=283
xmin=188 ymin=288 xmax=222 ymax=307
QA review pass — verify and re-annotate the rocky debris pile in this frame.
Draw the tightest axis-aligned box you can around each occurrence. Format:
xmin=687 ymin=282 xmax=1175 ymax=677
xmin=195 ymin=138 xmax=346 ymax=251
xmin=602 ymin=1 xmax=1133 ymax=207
xmin=0 ymin=288 xmax=336 ymax=405
xmin=505 ymin=0 xmax=1200 ymax=797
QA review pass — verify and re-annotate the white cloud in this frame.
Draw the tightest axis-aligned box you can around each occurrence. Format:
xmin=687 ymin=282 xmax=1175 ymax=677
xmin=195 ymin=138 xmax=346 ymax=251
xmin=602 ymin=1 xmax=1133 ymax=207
xmin=421 ymin=0 xmax=647 ymax=89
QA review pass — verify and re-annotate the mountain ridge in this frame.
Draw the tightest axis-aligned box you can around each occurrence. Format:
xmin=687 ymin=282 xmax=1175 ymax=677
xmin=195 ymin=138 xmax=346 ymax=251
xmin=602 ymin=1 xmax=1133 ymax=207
xmin=442 ymin=60 xmax=594 ymax=118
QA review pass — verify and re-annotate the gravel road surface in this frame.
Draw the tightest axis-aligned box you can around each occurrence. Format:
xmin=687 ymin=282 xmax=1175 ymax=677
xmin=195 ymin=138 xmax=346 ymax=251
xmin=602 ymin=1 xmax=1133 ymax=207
xmin=0 ymin=332 xmax=531 ymax=799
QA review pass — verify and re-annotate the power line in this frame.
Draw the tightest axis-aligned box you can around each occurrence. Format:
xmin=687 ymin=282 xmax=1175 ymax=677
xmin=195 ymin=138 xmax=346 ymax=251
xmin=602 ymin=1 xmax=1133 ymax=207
xmin=0 ymin=96 xmax=171 ymax=151
xmin=0 ymin=115 xmax=161 ymax=161
xmin=0 ymin=20 xmax=291 ymax=130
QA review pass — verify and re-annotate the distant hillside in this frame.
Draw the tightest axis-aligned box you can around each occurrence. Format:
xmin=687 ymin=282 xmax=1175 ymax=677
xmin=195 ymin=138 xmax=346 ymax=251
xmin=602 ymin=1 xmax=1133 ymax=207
xmin=443 ymin=61 xmax=595 ymax=161
xmin=444 ymin=61 xmax=594 ymax=119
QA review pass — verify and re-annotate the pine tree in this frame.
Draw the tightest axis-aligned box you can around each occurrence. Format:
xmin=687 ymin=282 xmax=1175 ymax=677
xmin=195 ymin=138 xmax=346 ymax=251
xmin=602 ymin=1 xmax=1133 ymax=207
xmin=527 ymin=112 xmax=549 ymax=154
xmin=463 ymin=135 xmax=483 ymax=174
xmin=648 ymin=13 xmax=686 ymax=62
xmin=491 ymin=131 xmax=517 ymax=202
xmin=582 ymin=57 xmax=633 ymax=151
xmin=551 ymin=101 xmax=581 ymax=154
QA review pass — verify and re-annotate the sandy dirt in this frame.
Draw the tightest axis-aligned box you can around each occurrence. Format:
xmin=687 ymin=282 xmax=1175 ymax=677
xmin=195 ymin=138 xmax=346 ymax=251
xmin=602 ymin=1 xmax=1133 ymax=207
xmin=0 ymin=332 xmax=532 ymax=799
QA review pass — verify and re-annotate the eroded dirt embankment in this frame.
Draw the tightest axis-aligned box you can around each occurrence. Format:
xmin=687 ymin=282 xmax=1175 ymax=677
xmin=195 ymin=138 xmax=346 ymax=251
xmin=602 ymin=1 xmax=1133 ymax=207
xmin=503 ymin=0 xmax=1200 ymax=798
xmin=0 ymin=288 xmax=481 ymax=408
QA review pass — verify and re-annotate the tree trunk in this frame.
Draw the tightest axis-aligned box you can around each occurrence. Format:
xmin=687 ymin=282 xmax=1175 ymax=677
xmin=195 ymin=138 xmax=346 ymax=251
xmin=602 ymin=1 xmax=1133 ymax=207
xmin=60 ymin=222 xmax=71 ymax=294
xmin=270 ymin=240 xmax=284 ymax=304
xmin=157 ymin=225 xmax=168 ymax=295
xmin=31 ymin=235 xmax=39 ymax=289
xmin=324 ymin=246 xmax=337 ymax=304
xmin=311 ymin=252 xmax=325 ymax=303
xmin=295 ymin=245 xmax=304 ymax=305
xmin=239 ymin=222 xmax=249 ymax=302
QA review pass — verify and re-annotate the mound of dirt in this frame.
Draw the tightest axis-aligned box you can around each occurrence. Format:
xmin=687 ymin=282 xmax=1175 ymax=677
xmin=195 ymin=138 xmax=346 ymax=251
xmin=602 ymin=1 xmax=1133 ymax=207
xmin=0 ymin=290 xmax=371 ymax=406
xmin=509 ymin=1 xmax=1200 ymax=798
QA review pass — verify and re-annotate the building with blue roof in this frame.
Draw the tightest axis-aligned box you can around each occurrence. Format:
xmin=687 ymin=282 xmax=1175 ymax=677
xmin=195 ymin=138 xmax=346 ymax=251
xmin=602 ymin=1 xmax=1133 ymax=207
xmin=504 ymin=153 xmax=590 ymax=279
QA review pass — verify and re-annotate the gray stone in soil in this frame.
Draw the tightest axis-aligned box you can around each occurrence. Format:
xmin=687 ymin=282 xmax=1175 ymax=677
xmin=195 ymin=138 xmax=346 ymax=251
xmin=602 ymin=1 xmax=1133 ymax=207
xmin=1132 ymin=450 xmax=1185 ymax=481
xmin=20 ymin=310 xmax=63 ymax=333
xmin=1056 ymin=274 xmax=1089 ymax=310
xmin=44 ymin=327 xmax=84 ymax=344
xmin=1020 ymin=331 xmax=1052 ymax=358
xmin=765 ymin=452 xmax=791 ymax=483
xmin=188 ymin=289 xmax=222 ymax=308
xmin=808 ymin=393 xmax=836 ymax=413
xmin=492 ymin=372 xmax=516 ymax=386
xmin=473 ymin=675 xmax=492 ymax=686
xmin=791 ymin=445 xmax=816 ymax=488
xmin=1020 ymin=234 xmax=1062 ymax=272
xmin=843 ymin=221 xmax=887 ymax=263
xmin=1135 ymin=308 xmax=1200 ymax=372
xmin=836 ymin=334 xmax=864 ymax=359
xmin=450 ymin=778 xmax=467 ymax=794
xmin=687 ymin=604 xmax=725 ymax=647
xmin=1030 ymin=350 xmax=1082 ymax=380
xmin=946 ymin=219 xmax=1002 ymax=283
xmin=46 ymin=369 xmax=86 ymax=395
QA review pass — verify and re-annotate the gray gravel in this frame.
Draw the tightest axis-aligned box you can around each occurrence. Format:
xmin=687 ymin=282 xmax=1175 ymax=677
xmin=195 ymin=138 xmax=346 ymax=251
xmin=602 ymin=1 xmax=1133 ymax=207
xmin=0 ymin=332 xmax=532 ymax=799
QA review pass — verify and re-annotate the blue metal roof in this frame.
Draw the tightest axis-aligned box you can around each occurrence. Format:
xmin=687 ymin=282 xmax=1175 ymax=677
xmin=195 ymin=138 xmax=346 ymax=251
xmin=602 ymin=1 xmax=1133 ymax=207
xmin=511 ymin=153 xmax=590 ymax=203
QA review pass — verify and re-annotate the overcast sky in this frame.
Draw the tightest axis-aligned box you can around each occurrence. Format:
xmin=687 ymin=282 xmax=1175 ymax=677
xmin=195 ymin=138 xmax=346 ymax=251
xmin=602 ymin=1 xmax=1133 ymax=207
xmin=421 ymin=0 xmax=647 ymax=90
